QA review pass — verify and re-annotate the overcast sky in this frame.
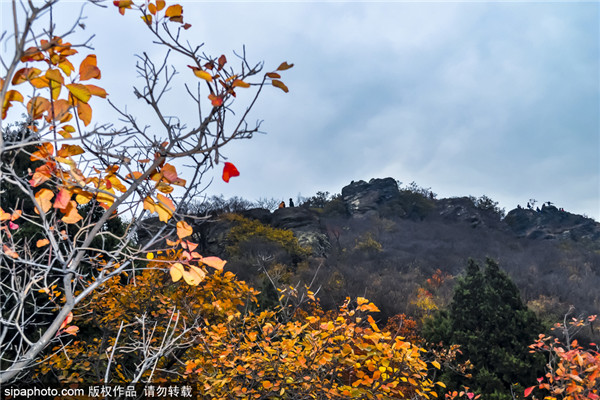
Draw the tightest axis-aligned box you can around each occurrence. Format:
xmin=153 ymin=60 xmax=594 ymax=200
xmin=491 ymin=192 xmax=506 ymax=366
xmin=2 ymin=1 xmax=599 ymax=220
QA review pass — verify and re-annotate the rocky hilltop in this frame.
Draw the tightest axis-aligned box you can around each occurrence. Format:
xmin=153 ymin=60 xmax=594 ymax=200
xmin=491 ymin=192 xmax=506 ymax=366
xmin=139 ymin=177 xmax=600 ymax=320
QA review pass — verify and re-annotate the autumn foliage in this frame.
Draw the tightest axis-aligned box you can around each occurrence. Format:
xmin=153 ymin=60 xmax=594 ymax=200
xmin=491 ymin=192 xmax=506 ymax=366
xmin=526 ymin=314 xmax=599 ymax=400
xmin=0 ymin=0 xmax=292 ymax=384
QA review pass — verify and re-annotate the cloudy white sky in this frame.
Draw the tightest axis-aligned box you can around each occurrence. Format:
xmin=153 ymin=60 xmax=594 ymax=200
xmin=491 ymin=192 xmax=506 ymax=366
xmin=2 ymin=1 xmax=599 ymax=220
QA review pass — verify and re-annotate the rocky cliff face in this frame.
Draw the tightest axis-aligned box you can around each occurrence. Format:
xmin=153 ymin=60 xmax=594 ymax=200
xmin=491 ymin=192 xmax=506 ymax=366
xmin=504 ymin=204 xmax=600 ymax=241
xmin=341 ymin=178 xmax=403 ymax=217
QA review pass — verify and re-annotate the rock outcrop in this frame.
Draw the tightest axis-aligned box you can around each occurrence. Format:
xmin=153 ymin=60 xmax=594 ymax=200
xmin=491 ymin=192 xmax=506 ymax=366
xmin=504 ymin=204 xmax=600 ymax=241
xmin=341 ymin=178 xmax=403 ymax=217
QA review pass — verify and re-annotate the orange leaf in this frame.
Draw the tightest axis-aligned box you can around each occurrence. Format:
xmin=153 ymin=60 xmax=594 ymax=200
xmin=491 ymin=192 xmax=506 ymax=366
xmin=67 ymin=83 xmax=91 ymax=103
xmin=166 ymin=238 xmax=180 ymax=247
xmin=52 ymin=99 xmax=72 ymax=122
xmin=148 ymin=2 xmax=156 ymax=14
xmin=86 ymin=84 xmax=107 ymax=98
xmin=232 ymin=79 xmax=250 ymax=88
xmin=266 ymin=72 xmax=281 ymax=79
xmin=272 ymin=80 xmax=289 ymax=93
xmin=276 ymin=62 xmax=294 ymax=71
xmin=201 ymin=256 xmax=226 ymax=271
xmin=11 ymin=67 xmax=42 ymax=85
xmin=156 ymin=0 xmax=165 ymax=11
xmin=155 ymin=194 xmax=175 ymax=222
xmin=222 ymin=162 xmax=239 ymax=182
xmin=126 ymin=171 xmax=144 ymax=180
xmin=27 ymin=96 xmax=50 ymax=119
xmin=45 ymin=69 xmax=64 ymax=84
xmin=143 ymin=196 xmax=156 ymax=213
xmin=161 ymin=163 xmax=178 ymax=183
xmin=113 ymin=0 xmax=133 ymax=15
xmin=57 ymin=144 xmax=84 ymax=157
xmin=30 ymin=142 xmax=54 ymax=161
xmin=35 ymin=189 xmax=55 ymax=214
xmin=0 ymin=208 xmax=11 ymax=221
xmin=165 ymin=4 xmax=183 ymax=21
xmin=3 ymin=244 xmax=19 ymax=259
xmin=77 ymin=102 xmax=92 ymax=126
xmin=64 ymin=326 xmax=79 ymax=335
xmin=176 ymin=221 xmax=193 ymax=239
xmin=29 ymin=164 xmax=54 ymax=187
xmin=79 ymin=55 xmax=101 ymax=81
xmin=36 ymin=238 xmax=50 ymax=248
xmin=208 ymin=94 xmax=223 ymax=107
xmin=61 ymin=201 xmax=83 ymax=224
xmin=29 ymin=76 xmax=50 ymax=89
xmin=2 ymin=90 xmax=24 ymax=119
xmin=53 ymin=188 xmax=72 ymax=210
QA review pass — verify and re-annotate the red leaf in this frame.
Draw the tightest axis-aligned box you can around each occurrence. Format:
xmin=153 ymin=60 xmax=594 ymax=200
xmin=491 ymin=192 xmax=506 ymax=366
xmin=208 ymin=94 xmax=223 ymax=107
xmin=222 ymin=162 xmax=239 ymax=183
xmin=524 ymin=386 xmax=535 ymax=397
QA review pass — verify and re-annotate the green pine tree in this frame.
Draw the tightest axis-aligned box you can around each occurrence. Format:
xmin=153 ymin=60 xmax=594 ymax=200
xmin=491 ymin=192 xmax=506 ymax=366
xmin=424 ymin=258 xmax=544 ymax=399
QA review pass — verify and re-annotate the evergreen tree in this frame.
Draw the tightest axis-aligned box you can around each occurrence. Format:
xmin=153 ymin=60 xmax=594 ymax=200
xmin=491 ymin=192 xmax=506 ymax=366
xmin=424 ymin=258 xmax=544 ymax=399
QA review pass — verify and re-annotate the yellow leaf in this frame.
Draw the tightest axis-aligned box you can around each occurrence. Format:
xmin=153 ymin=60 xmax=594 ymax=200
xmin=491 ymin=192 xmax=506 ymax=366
xmin=432 ymin=360 xmax=441 ymax=369
xmin=141 ymin=14 xmax=153 ymax=25
xmin=146 ymin=252 xmax=155 ymax=260
xmin=176 ymin=221 xmax=193 ymax=239
xmin=170 ymin=263 xmax=184 ymax=282
xmin=36 ymin=239 xmax=50 ymax=248
xmin=272 ymin=80 xmax=289 ymax=93
xmin=75 ymin=191 xmax=93 ymax=205
xmin=193 ymin=69 xmax=213 ymax=82
xmin=182 ymin=265 xmax=205 ymax=286
xmin=67 ymin=83 xmax=92 ymax=103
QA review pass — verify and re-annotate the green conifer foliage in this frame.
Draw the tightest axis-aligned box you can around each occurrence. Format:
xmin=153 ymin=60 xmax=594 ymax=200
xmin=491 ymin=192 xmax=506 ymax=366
xmin=425 ymin=258 xmax=544 ymax=399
